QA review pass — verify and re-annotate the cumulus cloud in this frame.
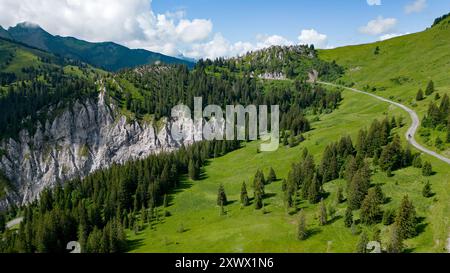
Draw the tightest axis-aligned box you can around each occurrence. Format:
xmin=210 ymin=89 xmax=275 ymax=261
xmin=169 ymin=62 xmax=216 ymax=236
xmin=186 ymin=34 xmax=295 ymax=60
xmin=0 ymin=0 xmax=330 ymax=59
xmin=379 ymin=32 xmax=410 ymax=41
xmin=0 ymin=0 xmax=213 ymax=57
xmin=367 ymin=0 xmax=382 ymax=6
xmin=298 ymin=29 xmax=328 ymax=48
xmin=359 ymin=16 xmax=397 ymax=35
xmin=405 ymin=0 xmax=427 ymax=14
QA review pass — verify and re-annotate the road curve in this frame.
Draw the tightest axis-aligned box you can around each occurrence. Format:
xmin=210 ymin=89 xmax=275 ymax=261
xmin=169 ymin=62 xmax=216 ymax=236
xmin=6 ymin=217 xmax=23 ymax=229
xmin=318 ymin=81 xmax=450 ymax=165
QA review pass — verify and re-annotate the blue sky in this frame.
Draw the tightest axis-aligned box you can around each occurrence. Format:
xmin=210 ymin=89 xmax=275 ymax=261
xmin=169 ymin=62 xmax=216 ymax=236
xmin=0 ymin=0 xmax=449 ymax=59
xmin=153 ymin=0 xmax=450 ymax=48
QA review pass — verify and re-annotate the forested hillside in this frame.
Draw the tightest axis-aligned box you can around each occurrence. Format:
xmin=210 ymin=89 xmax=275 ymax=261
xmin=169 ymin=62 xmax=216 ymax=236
xmin=0 ymin=37 xmax=101 ymax=139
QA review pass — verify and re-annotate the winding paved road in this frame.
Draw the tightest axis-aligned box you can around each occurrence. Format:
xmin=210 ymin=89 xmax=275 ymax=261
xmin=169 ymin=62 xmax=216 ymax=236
xmin=6 ymin=217 xmax=23 ymax=229
xmin=318 ymin=81 xmax=450 ymax=165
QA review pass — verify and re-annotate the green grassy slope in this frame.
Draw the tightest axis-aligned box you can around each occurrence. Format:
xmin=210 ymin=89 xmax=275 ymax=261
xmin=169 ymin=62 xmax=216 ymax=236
xmin=320 ymin=16 xmax=450 ymax=155
xmin=128 ymin=87 xmax=449 ymax=253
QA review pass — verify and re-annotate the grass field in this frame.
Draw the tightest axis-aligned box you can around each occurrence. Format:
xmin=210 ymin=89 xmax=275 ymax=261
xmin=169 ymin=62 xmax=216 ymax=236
xmin=320 ymin=17 xmax=450 ymax=155
xmin=127 ymin=86 xmax=450 ymax=253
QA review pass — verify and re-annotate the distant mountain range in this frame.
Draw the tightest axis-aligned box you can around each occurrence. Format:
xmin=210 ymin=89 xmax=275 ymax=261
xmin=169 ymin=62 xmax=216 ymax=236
xmin=0 ymin=22 xmax=194 ymax=71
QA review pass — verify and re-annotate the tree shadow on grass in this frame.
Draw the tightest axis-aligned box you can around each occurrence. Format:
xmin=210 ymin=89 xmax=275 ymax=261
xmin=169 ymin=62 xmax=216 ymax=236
xmin=305 ymin=228 xmax=322 ymax=239
xmin=416 ymin=217 xmax=428 ymax=236
xmin=327 ymin=215 xmax=343 ymax=225
xmin=127 ymin=238 xmax=145 ymax=252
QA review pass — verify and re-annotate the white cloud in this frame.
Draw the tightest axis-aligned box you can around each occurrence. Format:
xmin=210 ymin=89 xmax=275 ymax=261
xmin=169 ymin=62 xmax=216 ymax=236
xmin=405 ymin=0 xmax=427 ymax=14
xmin=359 ymin=16 xmax=397 ymax=35
xmin=256 ymin=34 xmax=294 ymax=48
xmin=185 ymin=34 xmax=295 ymax=60
xmin=298 ymin=29 xmax=328 ymax=48
xmin=367 ymin=0 xmax=382 ymax=6
xmin=379 ymin=32 xmax=410 ymax=41
xmin=0 ymin=0 xmax=213 ymax=57
xmin=0 ymin=0 xmax=330 ymax=59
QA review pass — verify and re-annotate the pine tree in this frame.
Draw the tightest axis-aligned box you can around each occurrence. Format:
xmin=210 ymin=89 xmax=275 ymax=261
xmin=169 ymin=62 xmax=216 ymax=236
xmin=240 ymin=182 xmax=249 ymax=206
xmin=336 ymin=186 xmax=344 ymax=204
xmin=422 ymin=161 xmax=433 ymax=176
xmin=344 ymin=207 xmax=353 ymax=228
xmin=422 ymin=181 xmax=433 ymax=198
xmin=163 ymin=194 xmax=169 ymax=208
xmin=372 ymin=227 xmax=381 ymax=243
xmin=356 ymin=232 xmax=369 ymax=253
xmin=319 ymin=199 xmax=327 ymax=226
xmin=267 ymin=167 xmax=277 ymax=183
xmin=373 ymin=184 xmax=385 ymax=204
xmin=360 ymin=188 xmax=382 ymax=225
xmin=308 ymin=174 xmax=321 ymax=204
xmin=412 ymin=155 xmax=423 ymax=168
xmin=347 ymin=167 xmax=370 ymax=210
xmin=416 ymin=89 xmax=424 ymax=101
xmin=297 ymin=210 xmax=308 ymax=240
xmin=254 ymin=189 xmax=263 ymax=210
xmin=374 ymin=46 xmax=380 ymax=55
xmin=395 ymin=195 xmax=417 ymax=239
xmin=188 ymin=159 xmax=197 ymax=180
xmin=425 ymin=80 xmax=435 ymax=96
xmin=217 ymin=184 xmax=228 ymax=206
xmin=387 ymin=225 xmax=403 ymax=253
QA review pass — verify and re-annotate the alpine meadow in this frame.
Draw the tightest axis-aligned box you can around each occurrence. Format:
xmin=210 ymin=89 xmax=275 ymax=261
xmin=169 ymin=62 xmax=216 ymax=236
xmin=0 ymin=1 xmax=450 ymax=259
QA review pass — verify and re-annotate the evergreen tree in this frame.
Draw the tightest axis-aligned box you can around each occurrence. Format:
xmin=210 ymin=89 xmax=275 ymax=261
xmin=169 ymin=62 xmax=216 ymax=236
xmin=416 ymin=89 xmax=424 ymax=101
xmin=395 ymin=195 xmax=417 ymax=239
xmin=373 ymin=184 xmax=385 ymax=204
xmin=387 ymin=225 xmax=403 ymax=253
xmin=422 ymin=161 xmax=433 ymax=176
xmin=336 ymin=186 xmax=344 ymax=204
xmin=188 ymin=159 xmax=197 ymax=180
xmin=347 ymin=165 xmax=371 ymax=210
xmin=254 ymin=189 xmax=263 ymax=210
xmin=297 ymin=210 xmax=308 ymax=241
xmin=425 ymin=80 xmax=435 ymax=96
xmin=163 ymin=194 xmax=169 ymax=208
xmin=240 ymin=182 xmax=249 ymax=206
xmin=422 ymin=181 xmax=433 ymax=198
xmin=360 ymin=188 xmax=382 ymax=225
xmin=374 ymin=46 xmax=380 ymax=55
xmin=344 ymin=207 xmax=353 ymax=228
xmin=217 ymin=184 xmax=228 ymax=206
xmin=308 ymin=174 xmax=321 ymax=204
xmin=267 ymin=167 xmax=277 ymax=183
xmin=356 ymin=232 xmax=369 ymax=253
xmin=412 ymin=155 xmax=423 ymax=168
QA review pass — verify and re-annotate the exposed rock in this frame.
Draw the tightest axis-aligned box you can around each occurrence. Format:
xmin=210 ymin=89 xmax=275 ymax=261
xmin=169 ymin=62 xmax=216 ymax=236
xmin=0 ymin=87 xmax=197 ymax=210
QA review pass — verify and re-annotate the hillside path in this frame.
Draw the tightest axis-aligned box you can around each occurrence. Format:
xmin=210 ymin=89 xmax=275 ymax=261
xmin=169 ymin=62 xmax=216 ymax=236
xmin=318 ymin=81 xmax=450 ymax=165
xmin=6 ymin=217 xmax=23 ymax=229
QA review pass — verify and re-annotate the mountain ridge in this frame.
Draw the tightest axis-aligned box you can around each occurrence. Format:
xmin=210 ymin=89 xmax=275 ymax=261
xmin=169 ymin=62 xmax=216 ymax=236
xmin=3 ymin=22 xmax=195 ymax=71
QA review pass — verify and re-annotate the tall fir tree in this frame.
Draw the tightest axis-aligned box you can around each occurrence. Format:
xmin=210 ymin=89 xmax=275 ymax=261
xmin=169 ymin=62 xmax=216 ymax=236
xmin=356 ymin=232 xmax=369 ymax=253
xmin=217 ymin=184 xmax=228 ymax=206
xmin=240 ymin=182 xmax=250 ymax=206
xmin=360 ymin=188 xmax=382 ymax=225
xmin=297 ymin=210 xmax=308 ymax=241
xmin=394 ymin=195 xmax=417 ymax=240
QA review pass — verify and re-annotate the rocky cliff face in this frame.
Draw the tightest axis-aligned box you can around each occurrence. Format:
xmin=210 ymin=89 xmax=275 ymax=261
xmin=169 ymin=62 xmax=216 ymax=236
xmin=0 ymin=88 xmax=198 ymax=210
